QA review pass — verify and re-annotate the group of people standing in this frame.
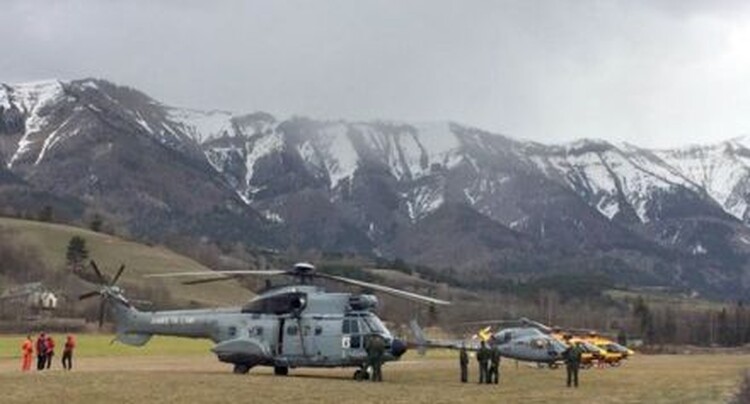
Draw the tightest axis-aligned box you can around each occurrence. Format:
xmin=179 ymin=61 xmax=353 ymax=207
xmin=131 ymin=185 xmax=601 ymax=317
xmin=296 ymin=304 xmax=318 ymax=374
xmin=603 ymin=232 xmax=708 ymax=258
xmin=21 ymin=333 xmax=75 ymax=371
xmin=458 ymin=338 xmax=584 ymax=388
xmin=460 ymin=340 xmax=501 ymax=384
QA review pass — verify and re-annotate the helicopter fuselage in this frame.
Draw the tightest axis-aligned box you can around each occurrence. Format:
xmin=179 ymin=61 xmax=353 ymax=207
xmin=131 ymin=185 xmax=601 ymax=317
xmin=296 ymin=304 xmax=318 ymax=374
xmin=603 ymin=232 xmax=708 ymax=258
xmin=108 ymin=285 xmax=407 ymax=372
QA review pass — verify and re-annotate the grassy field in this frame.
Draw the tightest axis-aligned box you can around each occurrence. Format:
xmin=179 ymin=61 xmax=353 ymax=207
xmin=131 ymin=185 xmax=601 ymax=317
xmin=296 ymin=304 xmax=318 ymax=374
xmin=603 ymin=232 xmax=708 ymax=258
xmin=0 ymin=334 xmax=212 ymax=359
xmin=0 ymin=334 xmax=747 ymax=403
xmin=0 ymin=217 xmax=251 ymax=306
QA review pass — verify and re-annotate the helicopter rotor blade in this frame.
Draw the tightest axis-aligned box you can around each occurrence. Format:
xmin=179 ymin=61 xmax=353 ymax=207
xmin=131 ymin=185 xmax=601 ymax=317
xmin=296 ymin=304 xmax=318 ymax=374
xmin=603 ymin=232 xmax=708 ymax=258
xmin=111 ymin=264 xmax=126 ymax=286
xmin=144 ymin=270 xmax=288 ymax=279
xmin=461 ymin=318 xmax=552 ymax=332
xmin=98 ymin=299 xmax=106 ymax=328
xmin=78 ymin=291 xmax=100 ymax=301
xmin=181 ymin=276 xmax=239 ymax=285
xmin=314 ymin=272 xmax=450 ymax=305
xmin=90 ymin=260 xmax=106 ymax=283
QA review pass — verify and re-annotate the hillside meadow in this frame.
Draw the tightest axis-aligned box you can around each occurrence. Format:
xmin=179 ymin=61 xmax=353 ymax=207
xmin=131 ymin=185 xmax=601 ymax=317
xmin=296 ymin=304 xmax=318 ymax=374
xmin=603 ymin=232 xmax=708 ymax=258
xmin=0 ymin=217 xmax=251 ymax=307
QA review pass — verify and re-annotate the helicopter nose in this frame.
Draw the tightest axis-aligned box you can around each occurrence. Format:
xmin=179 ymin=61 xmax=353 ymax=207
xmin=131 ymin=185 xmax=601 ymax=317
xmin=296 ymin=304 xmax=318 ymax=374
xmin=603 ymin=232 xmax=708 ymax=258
xmin=391 ymin=338 xmax=407 ymax=357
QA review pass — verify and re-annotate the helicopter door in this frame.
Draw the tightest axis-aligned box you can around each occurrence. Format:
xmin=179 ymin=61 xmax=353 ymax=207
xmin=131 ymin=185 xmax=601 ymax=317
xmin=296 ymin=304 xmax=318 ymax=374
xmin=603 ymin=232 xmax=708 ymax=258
xmin=341 ymin=317 xmax=363 ymax=357
xmin=276 ymin=318 xmax=285 ymax=355
xmin=281 ymin=319 xmax=311 ymax=358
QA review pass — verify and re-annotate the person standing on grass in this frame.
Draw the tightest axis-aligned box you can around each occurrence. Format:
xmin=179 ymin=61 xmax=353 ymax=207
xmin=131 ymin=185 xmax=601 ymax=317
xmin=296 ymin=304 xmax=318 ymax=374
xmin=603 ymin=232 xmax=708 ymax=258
xmin=21 ymin=335 xmax=33 ymax=371
xmin=35 ymin=332 xmax=47 ymax=371
xmin=45 ymin=334 xmax=55 ymax=369
xmin=564 ymin=339 xmax=583 ymax=388
xmin=365 ymin=333 xmax=385 ymax=382
xmin=488 ymin=344 xmax=501 ymax=384
xmin=459 ymin=344 xmax=469 ymax=383
xmin=477 ymin=340 xmax=490 ymax=384
xmin=62 ymin=334 xmax=75 ymax=370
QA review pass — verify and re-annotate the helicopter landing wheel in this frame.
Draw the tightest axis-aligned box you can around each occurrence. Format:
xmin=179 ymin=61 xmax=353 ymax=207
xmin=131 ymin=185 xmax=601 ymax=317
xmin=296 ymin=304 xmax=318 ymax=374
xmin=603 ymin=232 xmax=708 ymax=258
xmin=353 ymin=368 xmax=370 ymax=381
xmin=233 ymin=364 xmax=251 ymax=374
xmin=274 ymin=366 xmax=289 ymax=376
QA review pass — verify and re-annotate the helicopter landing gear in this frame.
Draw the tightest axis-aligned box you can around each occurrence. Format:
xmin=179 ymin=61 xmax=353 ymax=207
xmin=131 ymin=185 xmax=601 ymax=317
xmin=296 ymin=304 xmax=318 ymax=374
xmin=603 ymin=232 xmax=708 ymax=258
xmin=233 ymin=364 xmax=251 ymax=374
xmin=274 ymin=366 xmax=289 ymax=376
xmin=353 ymin=367 xmax=370 ymax=381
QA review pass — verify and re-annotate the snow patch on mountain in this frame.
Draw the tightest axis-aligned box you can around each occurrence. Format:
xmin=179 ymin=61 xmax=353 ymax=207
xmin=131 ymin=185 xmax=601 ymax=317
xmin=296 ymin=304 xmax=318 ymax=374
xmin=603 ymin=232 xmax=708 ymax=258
xmin=413 ymin=122 xmax=463 ymax=172
xmin=406 ymin=184 xmax=444 ymax=221
xmin=246 ymin=130 xmax=285 ymax=195
xmin=531 ymin=140 xmax=704 ymax=222
xmin=3 ymin=80 xmax=65 ymax=168
xmin=168 ymin=108 xmax=234 ymax=143
xmin=297 ymin=124 xmax=359 ymax=187
xmin=3 ymin=80 xmax=64 ymax=114
xmin=134 ymin=111 xmax=154 ymax=135
xmin=655 ymin=142 xmax=750 ymax=221
xmin=35 ymin=115 xmax=75 ymax=165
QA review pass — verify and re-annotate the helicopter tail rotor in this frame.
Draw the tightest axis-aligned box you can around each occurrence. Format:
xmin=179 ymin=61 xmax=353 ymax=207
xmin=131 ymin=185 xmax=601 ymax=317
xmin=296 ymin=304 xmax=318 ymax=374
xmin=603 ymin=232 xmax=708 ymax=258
xmin=408 ymin=319 xmax=428 ymax=356
xmin=78 ymin=260 xmax=128 ymax=328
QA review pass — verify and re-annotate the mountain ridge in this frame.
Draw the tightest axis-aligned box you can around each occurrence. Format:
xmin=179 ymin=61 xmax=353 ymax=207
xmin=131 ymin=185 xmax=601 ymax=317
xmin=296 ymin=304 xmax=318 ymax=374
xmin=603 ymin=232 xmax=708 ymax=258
xmin=1 ymin=78 xmax=749 ymax=297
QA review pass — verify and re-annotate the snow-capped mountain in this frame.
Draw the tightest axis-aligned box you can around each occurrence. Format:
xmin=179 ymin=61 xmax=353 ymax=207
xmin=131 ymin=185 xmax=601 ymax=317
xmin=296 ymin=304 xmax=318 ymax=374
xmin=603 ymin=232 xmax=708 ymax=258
xmin=0 ymin=78 xmax=273 ymax=244
xmin=1 ymin=78 xmax=749 ymax=297
xmin=655 ymin=137 xmax=750 ymax=223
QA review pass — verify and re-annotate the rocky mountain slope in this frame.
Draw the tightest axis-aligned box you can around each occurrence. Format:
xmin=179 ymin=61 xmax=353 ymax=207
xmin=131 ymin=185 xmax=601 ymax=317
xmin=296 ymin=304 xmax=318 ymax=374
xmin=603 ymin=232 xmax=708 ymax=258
xmin=1 ymin=78 xmax=748 ymax=297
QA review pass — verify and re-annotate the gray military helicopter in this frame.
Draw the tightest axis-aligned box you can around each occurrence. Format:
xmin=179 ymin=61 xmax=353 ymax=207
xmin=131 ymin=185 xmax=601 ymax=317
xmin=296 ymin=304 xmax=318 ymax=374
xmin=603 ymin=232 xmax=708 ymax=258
xmin=409 ymin=317 xmax=567 ymax=365
xmin=79 ymin=261 xmax=449 ymax=378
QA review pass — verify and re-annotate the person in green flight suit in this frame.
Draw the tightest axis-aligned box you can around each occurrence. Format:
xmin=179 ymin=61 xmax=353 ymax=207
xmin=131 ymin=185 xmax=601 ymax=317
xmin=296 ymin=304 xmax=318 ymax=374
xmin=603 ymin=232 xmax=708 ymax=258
xmin=459 ymin=344 xmax=469 ymax=383
xmin=488 ymin=344 xmax=501 ymax=384
xmin=365 ymin=333 xmax=386 ymax=382
xmin=476 ymin=340 xmax=490 ymax=384
xmin=564 ymin=339 xmax=583 ymax=388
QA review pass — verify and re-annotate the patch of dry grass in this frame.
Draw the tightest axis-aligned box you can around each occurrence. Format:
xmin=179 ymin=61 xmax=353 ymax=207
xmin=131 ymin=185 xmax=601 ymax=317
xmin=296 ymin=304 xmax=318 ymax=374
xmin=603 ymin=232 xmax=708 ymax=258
xmin=0 ymin=337 xmax=748 ymax=404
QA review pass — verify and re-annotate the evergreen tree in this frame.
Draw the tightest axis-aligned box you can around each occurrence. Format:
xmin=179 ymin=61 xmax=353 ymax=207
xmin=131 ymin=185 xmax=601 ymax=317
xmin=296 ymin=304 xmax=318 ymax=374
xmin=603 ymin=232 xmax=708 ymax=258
xmin=90 ymin=214 xmax=103 ymax=232
xmin=617 ymin=329 xmax=628 ymax=346
xmin=718 ymin=308 xmax=731 ymax=346
xmin=633 ymin=296 xmax=654 ymax=344
xmin=66 ymin=236 xmax=89 ymax=267
xmin=38 ymin=205 xmax=53 ymax=222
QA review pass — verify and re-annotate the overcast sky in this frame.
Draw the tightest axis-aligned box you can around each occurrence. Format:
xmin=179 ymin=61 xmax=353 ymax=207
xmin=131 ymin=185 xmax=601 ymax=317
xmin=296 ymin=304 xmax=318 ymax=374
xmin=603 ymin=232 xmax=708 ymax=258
xmin=3 ymin=0 xmax=750 ymax=148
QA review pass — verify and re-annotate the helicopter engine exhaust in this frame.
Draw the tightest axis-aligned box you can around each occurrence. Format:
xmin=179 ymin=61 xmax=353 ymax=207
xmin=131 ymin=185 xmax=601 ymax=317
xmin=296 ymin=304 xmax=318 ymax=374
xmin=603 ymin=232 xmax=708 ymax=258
xmin=348 ymin=295 xmax=378 ymax=311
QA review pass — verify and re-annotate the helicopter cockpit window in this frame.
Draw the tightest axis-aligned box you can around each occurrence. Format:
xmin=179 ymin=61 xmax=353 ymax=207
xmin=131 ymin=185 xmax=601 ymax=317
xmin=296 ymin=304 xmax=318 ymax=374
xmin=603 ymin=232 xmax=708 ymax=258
xmin=361 ymin=315 xmax=388 ymax=335
xmin=314 ymin=325 xmax=323 ymax=336
xmin=502 ymin=332 xmax=512 ymax=343
xmin=228 ymin=326 xmax=237 ymax=337
xmin=342 ymin=319 xmax=360 ymax=334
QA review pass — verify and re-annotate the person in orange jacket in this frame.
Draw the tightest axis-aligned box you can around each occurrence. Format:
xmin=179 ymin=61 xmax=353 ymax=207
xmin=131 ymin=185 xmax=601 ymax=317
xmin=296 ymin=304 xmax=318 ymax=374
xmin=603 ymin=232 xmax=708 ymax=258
xmin=45 ymin=334 xmax=55 ymax=369
xmin=62 ymin=334 xmax=75 ymax=370
xmin=21 ymin=335 xmax=33 ymax=371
